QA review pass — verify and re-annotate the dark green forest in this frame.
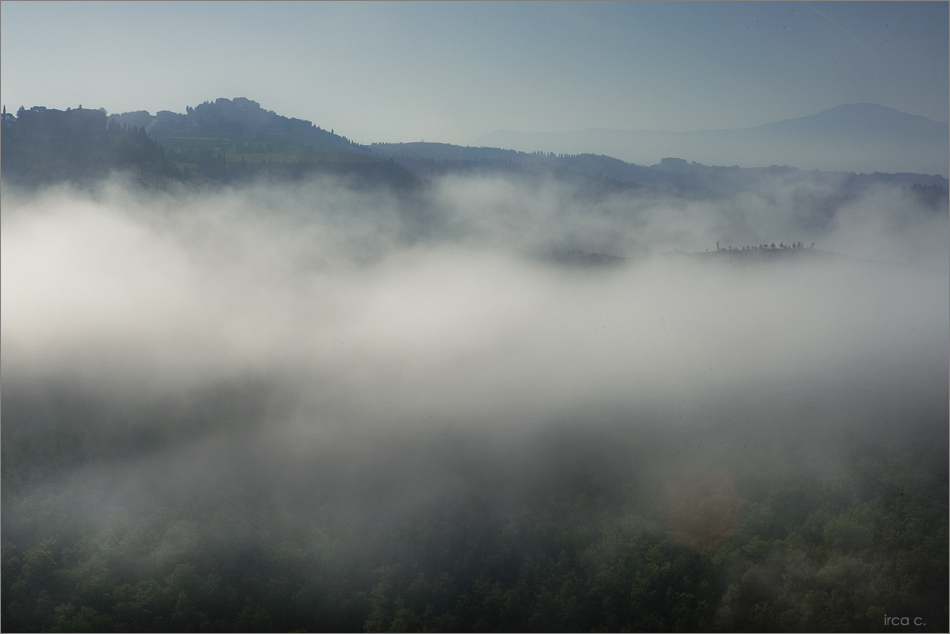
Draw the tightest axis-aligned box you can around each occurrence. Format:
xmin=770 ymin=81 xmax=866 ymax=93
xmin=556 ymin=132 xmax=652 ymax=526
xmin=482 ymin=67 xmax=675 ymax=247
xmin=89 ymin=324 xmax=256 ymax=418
xmin=1 ymin=106 xmax=175 ymax=188
xmin=2 ymin=380 xmax=947 ymax=633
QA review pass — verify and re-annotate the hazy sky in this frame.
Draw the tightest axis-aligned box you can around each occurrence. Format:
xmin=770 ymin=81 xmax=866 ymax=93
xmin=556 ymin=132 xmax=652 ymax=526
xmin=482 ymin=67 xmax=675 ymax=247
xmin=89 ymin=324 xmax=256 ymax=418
xmin=1 ymin=1 xmax=947 ymax=144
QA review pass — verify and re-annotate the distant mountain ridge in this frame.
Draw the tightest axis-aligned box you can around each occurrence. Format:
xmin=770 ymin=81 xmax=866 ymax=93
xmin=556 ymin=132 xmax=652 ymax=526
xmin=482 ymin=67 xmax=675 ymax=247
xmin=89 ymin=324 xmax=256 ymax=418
xmin=752 ymin=103 xmax=943 ymax=139
xmin=475 ymin=104 xmax=949 ymax=176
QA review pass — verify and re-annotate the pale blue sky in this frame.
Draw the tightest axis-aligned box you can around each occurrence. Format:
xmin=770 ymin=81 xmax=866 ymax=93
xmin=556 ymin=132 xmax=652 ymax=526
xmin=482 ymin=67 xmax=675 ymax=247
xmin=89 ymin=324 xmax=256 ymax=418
xmin=1 ymin=1 xmax=947 ymax=144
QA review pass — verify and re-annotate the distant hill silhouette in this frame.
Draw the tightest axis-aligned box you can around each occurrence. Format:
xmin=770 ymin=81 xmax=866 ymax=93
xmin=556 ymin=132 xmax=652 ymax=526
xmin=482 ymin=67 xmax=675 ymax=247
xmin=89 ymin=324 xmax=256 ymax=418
xmin=109 ymin=97 xmax=369 ymax=155
xmin=1 ymin=98 xmax=417 ymax=189
xmin=476 ymin=104 xmax=949 ymax=176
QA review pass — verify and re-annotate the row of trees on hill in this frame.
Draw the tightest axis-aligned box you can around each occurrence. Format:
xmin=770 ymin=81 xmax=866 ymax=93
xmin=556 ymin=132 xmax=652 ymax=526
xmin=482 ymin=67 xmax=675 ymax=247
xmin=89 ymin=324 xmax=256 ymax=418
xmin=716 ymin=241 xmax=815 ymax=252
xmin=1 ymin=106 xmax=175 ymax=187
xmin=909 ymin=183 xmax=950 ymax=209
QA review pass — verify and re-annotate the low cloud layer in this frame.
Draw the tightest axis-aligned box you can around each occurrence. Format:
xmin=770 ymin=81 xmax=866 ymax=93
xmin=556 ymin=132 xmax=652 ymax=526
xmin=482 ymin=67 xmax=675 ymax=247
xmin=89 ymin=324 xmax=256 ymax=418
xmin=2 ymin=171 xmax=947 ymax=633
xmin=3 ymin=171 xmax=946 ymax=394
xmin=2 ymin=171 xmax=947 ymax=538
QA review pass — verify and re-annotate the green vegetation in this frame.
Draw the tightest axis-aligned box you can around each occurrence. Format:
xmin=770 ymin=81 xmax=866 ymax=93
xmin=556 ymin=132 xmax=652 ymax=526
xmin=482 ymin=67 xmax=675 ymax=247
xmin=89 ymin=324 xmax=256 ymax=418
xmin=2 ymin=385 xmax=946 ymax=632
xmin=0 ymin=106 xmax=176 ymax=188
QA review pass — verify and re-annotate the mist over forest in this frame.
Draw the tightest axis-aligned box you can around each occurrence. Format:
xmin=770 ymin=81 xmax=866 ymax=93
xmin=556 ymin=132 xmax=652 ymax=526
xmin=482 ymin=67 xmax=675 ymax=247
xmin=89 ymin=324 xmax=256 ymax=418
xmin=2 ymin=100 xmax=948 ymax=632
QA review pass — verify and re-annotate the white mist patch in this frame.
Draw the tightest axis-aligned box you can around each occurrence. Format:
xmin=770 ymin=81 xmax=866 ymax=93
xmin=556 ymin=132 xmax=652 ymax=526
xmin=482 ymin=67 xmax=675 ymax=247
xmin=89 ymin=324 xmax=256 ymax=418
xmin=0 ymin=181 xmax=405 ymax=392
xmin=824 ymin=184 xmax=950 ymax=272
xmin=302 ymin=251 xmax=946 ymax=432
xmin=1 ymin=194 xmax=219 ymax=384
xmin=2 ymin=178 xmax=946 ymax=435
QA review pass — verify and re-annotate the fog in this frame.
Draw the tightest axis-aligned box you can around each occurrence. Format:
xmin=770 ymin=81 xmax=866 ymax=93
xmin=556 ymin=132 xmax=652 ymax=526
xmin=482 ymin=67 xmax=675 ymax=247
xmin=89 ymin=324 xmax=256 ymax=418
xmin=2 ymin=171 xmax=947 ymax=630
xmin=3 ymin=171 xmax=946 ymax=395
